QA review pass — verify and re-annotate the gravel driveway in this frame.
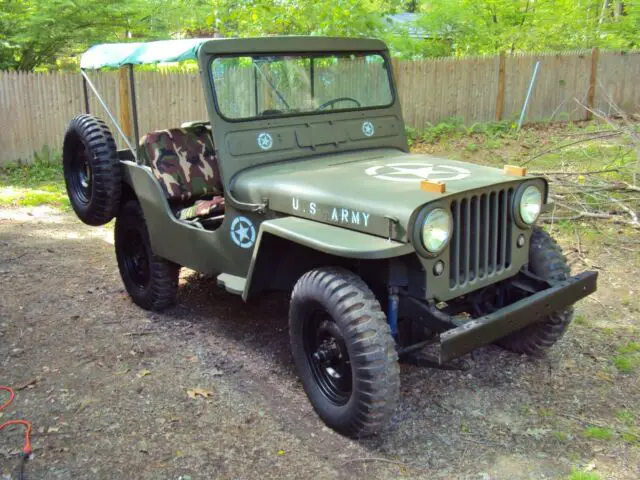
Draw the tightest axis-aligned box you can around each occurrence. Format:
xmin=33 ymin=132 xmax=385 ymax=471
xmin=1 ymin=207 xmax=638 ymax=480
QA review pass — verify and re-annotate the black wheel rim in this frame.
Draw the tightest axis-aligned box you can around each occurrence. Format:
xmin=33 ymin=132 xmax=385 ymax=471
xmin=68 ymin=139 xmax=92 ymax=205
xmin=121 ymin=227 xmax=150 ymax=289
xmin=303 ymin=307 xmax=352 ymax=406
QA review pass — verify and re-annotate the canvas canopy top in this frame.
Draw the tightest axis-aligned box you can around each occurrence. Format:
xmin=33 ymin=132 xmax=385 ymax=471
xmin=80 ymin=38 xmax=213 ymax=69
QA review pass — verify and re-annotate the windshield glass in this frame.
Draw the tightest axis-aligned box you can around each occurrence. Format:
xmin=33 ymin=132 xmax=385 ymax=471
xmin=211 ymin=53 xmax=393 ymax=120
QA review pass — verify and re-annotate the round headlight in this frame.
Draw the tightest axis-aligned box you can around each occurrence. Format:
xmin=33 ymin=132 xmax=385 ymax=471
xmin=519 ymin=185 xmax=542 ymax=224
xmin=422 ymin=208 xmax=452 ymax=253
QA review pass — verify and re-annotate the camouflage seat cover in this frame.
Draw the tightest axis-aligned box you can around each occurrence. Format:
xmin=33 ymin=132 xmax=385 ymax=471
xmin=177 ymin=196 xmax=225 ymax=221
xmin=142 ymin=127 xmax=223 ymax=204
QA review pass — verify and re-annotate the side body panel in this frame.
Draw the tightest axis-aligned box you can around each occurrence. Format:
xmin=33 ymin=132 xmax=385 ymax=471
xmin=122 ymin=162 xmax=412 ymax=281
xmin=122 ymin=162 xmax=257 ymax=277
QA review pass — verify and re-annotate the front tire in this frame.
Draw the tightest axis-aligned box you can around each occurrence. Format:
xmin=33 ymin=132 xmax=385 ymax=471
xmin=115 ymin=201 xmax=180 ymax=311
xmin=498 ymin=227 xmax=573 ymax=356
xmin=289 ymin=268 xmax=400 ymax=438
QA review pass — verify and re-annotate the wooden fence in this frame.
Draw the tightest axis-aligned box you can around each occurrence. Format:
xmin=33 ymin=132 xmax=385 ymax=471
xmin=1 ymin=50 xmax=639 ymax=165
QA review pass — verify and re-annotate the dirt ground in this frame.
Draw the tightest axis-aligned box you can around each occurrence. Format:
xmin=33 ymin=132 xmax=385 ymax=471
xmin=1 ymin=204 xmax=638 ymax=480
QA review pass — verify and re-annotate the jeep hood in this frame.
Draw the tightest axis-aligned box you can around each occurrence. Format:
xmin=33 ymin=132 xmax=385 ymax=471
xmin=231 ymin=149 xmax=533 ymax=242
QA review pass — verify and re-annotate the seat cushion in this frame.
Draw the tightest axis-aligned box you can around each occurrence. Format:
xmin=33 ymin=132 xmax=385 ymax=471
xmin=177 ymin=196 xmax=225 ymax=221
xmin=142 ymin=128 xmax=222 ymax=203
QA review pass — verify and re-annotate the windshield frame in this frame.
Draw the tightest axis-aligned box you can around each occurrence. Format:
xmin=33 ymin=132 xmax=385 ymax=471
xmin=208 ymin=51 xmax=397 ymax=123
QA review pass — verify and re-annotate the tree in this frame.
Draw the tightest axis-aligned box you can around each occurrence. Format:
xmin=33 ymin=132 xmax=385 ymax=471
xmin=0 ymin=0 xmax=208 ymax=70
xmin=414 ymin=0 xmax=640 ymax=56
xmin=211 ymin=0 xmax=386 ymax=38
xmin=2 ymin=0 xmax=639 ymax=70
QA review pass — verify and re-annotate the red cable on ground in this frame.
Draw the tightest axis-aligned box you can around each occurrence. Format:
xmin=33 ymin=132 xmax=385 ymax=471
xmin=0 ymin=385 xmax=33 ymax=456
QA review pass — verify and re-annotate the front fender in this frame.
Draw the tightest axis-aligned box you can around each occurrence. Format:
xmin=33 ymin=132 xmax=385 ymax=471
xmin=243 ymin=216 xmax=413 ymax=300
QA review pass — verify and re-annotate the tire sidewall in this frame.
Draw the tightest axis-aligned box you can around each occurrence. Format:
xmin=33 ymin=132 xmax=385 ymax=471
xmin=115 ymin=201 xmax=154 ymax=305
xmin=290 ymin=286 xmax=358 ymax=430
xmin=497 ymin=227 xmax=573 ymax=355
xmin=528 ymin=227 xmax=570 ymax=282
xmin=63 ymin=135 xmax=94 ymax=217
xmin=63 ymin=114 xmax=121 ymax=226
xmin=289 ymin=269 xmax=399 ymax=437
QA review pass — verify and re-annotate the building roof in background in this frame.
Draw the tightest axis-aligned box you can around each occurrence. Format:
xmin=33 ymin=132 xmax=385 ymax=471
xmin=384 ymin=13 xmax=428 ymax=39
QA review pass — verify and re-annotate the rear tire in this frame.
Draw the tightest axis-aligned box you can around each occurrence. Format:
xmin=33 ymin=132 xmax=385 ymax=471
xmin=63 ymin=114 xmax=121 ymax=225
xmin=498 ymin=227 xmax=573 ymax=357
xmin=115 ymin=201 xmax=179 ymax=311
xmin=289 ymin=267 xmax=400 ymax=438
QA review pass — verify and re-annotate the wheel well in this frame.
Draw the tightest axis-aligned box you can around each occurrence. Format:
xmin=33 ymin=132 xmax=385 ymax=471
xmin=119 ymin=180 xmax=138 ymax=208
xmin=245 ymin=233 xmax=392 ymax=299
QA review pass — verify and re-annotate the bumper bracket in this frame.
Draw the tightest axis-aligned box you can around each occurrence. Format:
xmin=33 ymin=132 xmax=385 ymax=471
xmin=402 ymin=271 xmax=598 ymax=365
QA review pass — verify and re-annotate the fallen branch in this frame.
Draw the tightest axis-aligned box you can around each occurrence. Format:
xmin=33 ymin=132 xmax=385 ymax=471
xmin=522 ymin=131 xmax=621 ymax=165
xmin=123 ymin=331 xmax=155 ymax=337
xmin=342 ymin=457 xmax=430 ymax=471
xmin=15 ymin=377 xmax=40 ymax=390
xmin=531 ymin=168 xmax=619 ymax=176
xmin=558 ymin=412 xmax=611 ymax=430
xmin=545 ymin=200 xmax=639 ymax=227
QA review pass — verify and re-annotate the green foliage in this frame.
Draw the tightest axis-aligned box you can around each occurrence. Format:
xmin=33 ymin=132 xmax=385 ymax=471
xmin=3 ymin=0 xmax=640 ymax=70
xmin=615 ymin=409 xmax=636 ymax=426
xmin=408 ymin=118 xmax=517 ymax=144
xmin=552 ymin=430 xmax=571 ymax=442
xmin=212 ymin=0 xmax=388 ymax=38
xmin=419 ymin=117 xmax=464 ymax=142
xmin=573 ymin=314 xmax=587 ymax=326
xmin=612 ymin=342 xmax=640 ymax=373
xmin=0 ymin=147 xmax=68 ymax=209
xmin=0 ymin=0 xmax=211 ymax=70
xmin=582 ymin=426 xmax=614 ymax=440
xmin=617 ymin=341 xmax=640 ymax=354
xmin=621 ymin=431 xmax=639 ymax=444
xmin=416 ymin=0 xmax=640 ymax=56
xmin=405 ymin=125 xmax=420 ymax=147
xmin=568 ymin=469 xmax=601 ymax=480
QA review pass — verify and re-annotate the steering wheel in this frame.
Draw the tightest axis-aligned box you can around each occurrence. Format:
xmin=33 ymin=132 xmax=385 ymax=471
xmin=316 ymin=97 xmax=361 ymax=111
xmin=259 ymin=109 xmax=284 ymax=116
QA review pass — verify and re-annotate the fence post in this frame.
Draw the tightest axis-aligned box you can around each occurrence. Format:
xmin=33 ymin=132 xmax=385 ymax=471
xmin=391 ymin=58 xmax=401 ymax=98
xmin=118 ymin=66 xmax=132 ymax=141
xmin=586 ymin=47 xmax=599 ymax=120
xmin=495 ymin=51 xmax=506 ymax=121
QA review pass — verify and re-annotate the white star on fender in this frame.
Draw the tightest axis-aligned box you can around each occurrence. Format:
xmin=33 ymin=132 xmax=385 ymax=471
xmin=235 ymin=224 xmax=249 ymax=242
xmin=230 ymin=216 xmax=256 ymax=248
xmin=365 ymin=162 xmax=471 ymax=182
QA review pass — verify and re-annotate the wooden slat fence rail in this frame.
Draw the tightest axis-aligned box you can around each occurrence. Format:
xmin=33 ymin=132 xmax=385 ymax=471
xmin=1 ymin=50 xmax=639 ymax=165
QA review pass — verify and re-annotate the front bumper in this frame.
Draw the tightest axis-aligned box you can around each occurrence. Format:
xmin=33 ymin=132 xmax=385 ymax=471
xmin=403 ymin=271 xmax=598 ymax=364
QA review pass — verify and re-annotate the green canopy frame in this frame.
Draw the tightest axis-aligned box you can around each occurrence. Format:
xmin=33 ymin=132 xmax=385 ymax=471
xmin=79 ymin=39 xmax=213 ymax=162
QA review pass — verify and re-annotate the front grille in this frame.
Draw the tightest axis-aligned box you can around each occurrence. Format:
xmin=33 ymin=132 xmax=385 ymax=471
xmin=449 ymin=188 xmax=513 ymax=289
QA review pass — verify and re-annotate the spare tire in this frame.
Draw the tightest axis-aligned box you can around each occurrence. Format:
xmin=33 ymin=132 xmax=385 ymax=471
xmin=63 ymin=114 xmax=121 ymax=225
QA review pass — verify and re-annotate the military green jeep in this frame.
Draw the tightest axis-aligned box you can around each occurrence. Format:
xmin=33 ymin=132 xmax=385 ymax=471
xmin=63 ymin=37 xmax=597 ymax=438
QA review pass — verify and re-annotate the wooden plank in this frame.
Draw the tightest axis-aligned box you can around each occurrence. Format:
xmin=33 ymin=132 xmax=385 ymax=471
xmin=586 ymin=47 xmax=599 ymax=120
xmin=119 ymin=67 xmax=133 ymax=141
xmin=495 ymin=51 xmax=506 ymax=121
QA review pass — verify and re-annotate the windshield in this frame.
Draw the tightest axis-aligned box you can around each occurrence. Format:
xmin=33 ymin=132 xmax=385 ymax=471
xmin=211 ymin=53 xmax=393 ymax=120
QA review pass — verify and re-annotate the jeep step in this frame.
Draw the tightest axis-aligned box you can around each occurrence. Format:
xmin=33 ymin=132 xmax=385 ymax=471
xmin=217 ymin=273 xmax=246 ymax=295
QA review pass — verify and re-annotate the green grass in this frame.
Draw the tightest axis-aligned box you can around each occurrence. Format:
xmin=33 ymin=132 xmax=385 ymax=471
xmin=568 ymin=469 xmax=601 ymax=480
xmin=407 ymin=117 xmax=519 ymax=145
xmin=582 ymin=426 xmax=614 ymax=440
xmin=617 ymin=341 xmax=640 ymax=355
xmin=552 ymin=430 xmax=571 ymax=442
xmin=0 ymin=148 xmax=69 ymax=209
xmin=409 ymin=119 xmax=637 ymax=186
xmin=615 ymin=409 xmax=636 ymax=425
xmin=612 ymin=342 xmax=640 ymax=374
xmin=573 ymin=314 xmax=588 ymax=326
